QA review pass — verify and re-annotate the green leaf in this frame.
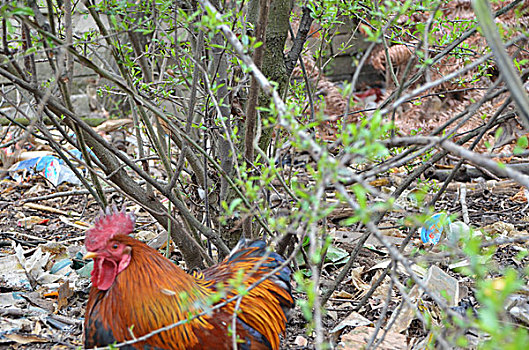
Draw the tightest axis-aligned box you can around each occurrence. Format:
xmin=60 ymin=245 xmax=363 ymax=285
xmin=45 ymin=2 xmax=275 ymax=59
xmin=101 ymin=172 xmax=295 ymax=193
xmin=229 ymin=198 xmax=242 ymax=212
xmin=25 ymin=47 xmax=37 ymax=55
xmin=10 ymin=7 xmax=34 ymax=16
xmin=494 ymin=127 xmax=503 ymax=140
xmin=325 ymin=245 xmax=348 ymax=263
xmin=517 ymin=135 xmax=528 ymax=148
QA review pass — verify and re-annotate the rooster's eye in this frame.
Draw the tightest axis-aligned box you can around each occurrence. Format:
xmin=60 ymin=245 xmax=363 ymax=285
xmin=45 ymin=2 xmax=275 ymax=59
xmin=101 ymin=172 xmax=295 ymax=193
xmin=112 ymin=243 xmax=119 ymax=250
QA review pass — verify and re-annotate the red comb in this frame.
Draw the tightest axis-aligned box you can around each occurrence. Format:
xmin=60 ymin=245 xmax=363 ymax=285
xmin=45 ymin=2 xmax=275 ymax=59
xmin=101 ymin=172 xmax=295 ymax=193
xmin=85 ymin=205 xmax=135 ymax=251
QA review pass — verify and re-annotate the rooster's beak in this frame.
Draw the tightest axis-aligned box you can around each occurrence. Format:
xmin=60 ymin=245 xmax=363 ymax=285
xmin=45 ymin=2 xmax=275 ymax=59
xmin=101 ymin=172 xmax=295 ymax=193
xmin=83 ymin=252 xmax=99 ymax=260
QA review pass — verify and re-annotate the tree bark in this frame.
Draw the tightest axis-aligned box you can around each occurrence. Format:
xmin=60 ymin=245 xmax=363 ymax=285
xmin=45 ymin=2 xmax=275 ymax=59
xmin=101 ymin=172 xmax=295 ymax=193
xmin=249 ymin=0 xmax=293 ymax=153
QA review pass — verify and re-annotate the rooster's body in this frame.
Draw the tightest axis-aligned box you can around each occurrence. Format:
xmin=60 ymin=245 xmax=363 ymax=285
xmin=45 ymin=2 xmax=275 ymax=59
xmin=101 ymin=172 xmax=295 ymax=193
xmin=83 ymin=209 xmax=293 ymax=350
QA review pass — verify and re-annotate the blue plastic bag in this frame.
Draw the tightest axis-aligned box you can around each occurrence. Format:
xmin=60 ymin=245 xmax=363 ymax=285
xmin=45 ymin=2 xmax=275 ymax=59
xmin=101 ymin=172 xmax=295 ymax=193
xmin=419 ymin=213 xmax=452 ymax=245
xmin=9 ymin=155 xmax=81 ymax=186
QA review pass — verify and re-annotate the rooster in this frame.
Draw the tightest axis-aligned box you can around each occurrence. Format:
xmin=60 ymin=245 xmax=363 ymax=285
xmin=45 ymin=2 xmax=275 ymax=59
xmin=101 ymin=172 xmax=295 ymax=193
xmin=83 ymin=207 xmax=293 ymax=350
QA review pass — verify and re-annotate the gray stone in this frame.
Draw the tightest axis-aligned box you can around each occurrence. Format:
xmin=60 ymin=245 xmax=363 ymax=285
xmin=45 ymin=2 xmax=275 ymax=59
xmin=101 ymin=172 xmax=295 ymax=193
xmin=331 ymin=34 xmax=372 ymax=56
xmin=324 ymin=55 xmax=354 ymax=76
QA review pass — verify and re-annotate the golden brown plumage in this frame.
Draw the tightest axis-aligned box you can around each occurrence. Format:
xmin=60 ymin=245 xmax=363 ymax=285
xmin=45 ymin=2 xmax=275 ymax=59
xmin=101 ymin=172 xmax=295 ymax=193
xmin=84 ymin=208 xmax=293 ymax=350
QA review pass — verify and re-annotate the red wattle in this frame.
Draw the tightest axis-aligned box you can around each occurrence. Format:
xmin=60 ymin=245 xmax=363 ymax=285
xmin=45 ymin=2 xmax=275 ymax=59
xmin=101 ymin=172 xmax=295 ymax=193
xmin=94 ymin=258 xmax=117 ymax=291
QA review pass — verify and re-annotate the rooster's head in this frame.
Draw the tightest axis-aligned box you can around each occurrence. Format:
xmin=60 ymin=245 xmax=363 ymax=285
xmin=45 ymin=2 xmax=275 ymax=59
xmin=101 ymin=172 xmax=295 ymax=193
xmin=84 ymin=206 xmax=136 ymax=290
